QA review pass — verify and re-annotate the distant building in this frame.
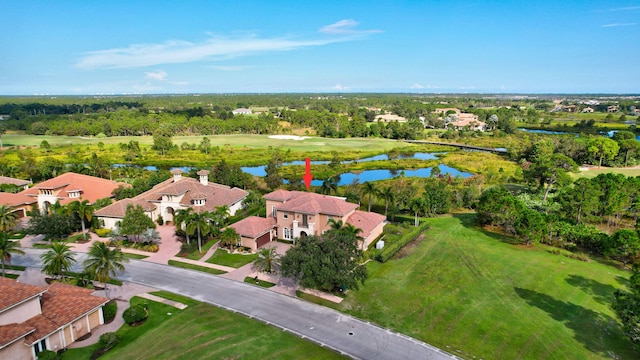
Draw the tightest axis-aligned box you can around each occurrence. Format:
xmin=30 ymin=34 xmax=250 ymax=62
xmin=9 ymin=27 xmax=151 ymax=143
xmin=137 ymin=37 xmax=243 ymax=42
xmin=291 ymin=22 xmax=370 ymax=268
xmin=582 ymin=107 xmax=594 ymax=113
xmin=0 ymin=176 xmax=31 ymax=190
xmin=608 ymin=105 xmax=620 ymax=113
xmin=0 ymin=277 xmax=109 ymax=359
xmin=375 ymin=114 xmax=407 ymax=122
xmin=232 ymin=108 xmax=252 ymax=115
xmin=448 ymin=118 xmax=487 ymax=131
xmin=0 ymin=115 xmax=10 ymax=121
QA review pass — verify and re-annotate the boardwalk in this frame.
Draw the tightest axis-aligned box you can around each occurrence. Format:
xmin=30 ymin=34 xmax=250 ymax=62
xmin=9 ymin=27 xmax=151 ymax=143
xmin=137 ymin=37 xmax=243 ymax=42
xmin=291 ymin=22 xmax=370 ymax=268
xmin=404 ymin=140 xmax=508 ymax=154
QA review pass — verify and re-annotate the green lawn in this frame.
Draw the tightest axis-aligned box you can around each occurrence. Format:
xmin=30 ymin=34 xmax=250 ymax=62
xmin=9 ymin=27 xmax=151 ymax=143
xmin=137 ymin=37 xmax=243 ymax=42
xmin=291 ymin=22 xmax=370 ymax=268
xmin=63 ymin=294 xmax=344 ymax=360
xmin=177 ymin=239 xmax=218 ymax=260
xmin=338 ymin=214 xmax=639 ymax=360
xmin=206 ymin=248 xmax=258 ymax=268
xmin=122 ymin=253 xmax=148 ymax=260
xmin=244 ymin=276 xmax=276 ymax=288
xmin=167 ymin=260 xmax=227 ymax=275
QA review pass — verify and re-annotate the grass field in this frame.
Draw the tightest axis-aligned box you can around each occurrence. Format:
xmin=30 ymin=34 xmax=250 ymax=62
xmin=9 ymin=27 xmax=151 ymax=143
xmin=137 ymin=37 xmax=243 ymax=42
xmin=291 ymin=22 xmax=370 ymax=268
xmin=575 ymin=167 xmax=640 ymax=179
xmin=167 ymin=260 xmax=227 ymax=275
xmin=63 ymin=294 xmax=344 ymax=360
xmin=206 ymin=248 xmax=258 ymax=268
xmin=338 ymin=214 xmax=638 ymax=360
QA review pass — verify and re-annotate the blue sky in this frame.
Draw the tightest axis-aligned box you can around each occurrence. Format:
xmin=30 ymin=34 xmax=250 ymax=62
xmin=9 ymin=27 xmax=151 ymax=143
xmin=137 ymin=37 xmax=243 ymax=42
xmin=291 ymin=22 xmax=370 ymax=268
xmin=1 ymin=0 xmax=639 ymax=94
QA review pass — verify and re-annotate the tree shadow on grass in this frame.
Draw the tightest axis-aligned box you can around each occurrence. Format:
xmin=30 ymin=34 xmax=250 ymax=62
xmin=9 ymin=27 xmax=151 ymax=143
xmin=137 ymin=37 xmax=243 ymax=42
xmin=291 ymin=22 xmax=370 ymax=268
xmin=451 ymin=213 xmax=521 ymax=245
xmin=565 ymin=274 xmax=619 ymax=305
xmin=514 ymin=287 xmax=631 ymax=358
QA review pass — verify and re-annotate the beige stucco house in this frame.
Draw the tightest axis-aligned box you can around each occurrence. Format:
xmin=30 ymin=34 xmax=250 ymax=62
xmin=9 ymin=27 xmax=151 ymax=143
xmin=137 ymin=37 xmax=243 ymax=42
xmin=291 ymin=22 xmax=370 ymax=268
xmin=228 ymin=190 xmax=386 ymax=251
xmin=95 ymin=170 xmax=248 ymax=230
xmin=0 ymin=278 xmax=108 ymax=359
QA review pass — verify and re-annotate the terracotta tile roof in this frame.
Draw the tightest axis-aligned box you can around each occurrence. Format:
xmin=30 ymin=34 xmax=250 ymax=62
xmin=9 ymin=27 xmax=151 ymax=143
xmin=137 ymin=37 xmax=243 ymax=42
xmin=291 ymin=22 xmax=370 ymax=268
xmin=196 ymin=170 xmax=210 ymax=176
xmin=0 ymin=176 xmax=30 ymax=187
xmin=263 ymin=189 xmax=295 ymax=202
xmin=0 ymin=277 xmax=47 ymax=314
xmin=0 ymin=323 xmax=35 ymax=348
xmin=94 ymin=198 xmax=156 ymax=218
xmin=271 ymin=190 xmax=357 ymax=216
xmin=0 ymin=192 xmax=36 ymax=208
xmin=38 ymin=283 xmax=108 ymax=329
xmin=346 ymin=210 xmax=386 ymax=238
xmin=19 ymin=172 xmax=125 ymax=205
xmin=23 ymin=314 xmax=59 ymax=345
xmin=96 ymin=177 xmax=248 ymax=218
xmin=1 ymin=278 xmax=109 ymax=346
xmin=228 ymin=216 xmax=275 ymax=238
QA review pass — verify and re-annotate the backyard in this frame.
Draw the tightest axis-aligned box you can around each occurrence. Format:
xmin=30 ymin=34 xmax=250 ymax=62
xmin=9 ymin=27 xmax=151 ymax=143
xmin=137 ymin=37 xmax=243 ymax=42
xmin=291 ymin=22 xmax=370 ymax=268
xmin=338 ymin=214 xmax=639 ymax=359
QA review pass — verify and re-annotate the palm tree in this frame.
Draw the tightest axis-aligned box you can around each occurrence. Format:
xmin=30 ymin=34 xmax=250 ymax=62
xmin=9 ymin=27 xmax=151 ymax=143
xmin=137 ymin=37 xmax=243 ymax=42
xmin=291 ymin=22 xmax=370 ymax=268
xmin=328 ymin=218 xmax=344 ymax=230
xmin=68 ymin=200 xmax=94 ymax=241
xmin=253 ymin=247 xmax=280 ymax=273
xmin=409 ymin=197 xmax=425 ymax=227
xmin=40 ymin=241 xmax=76 ymax=281
xmin=379 ymin=186 xmax=395 ymax=216
xmin=83 ymin=241 xmax=128 ymax=298
xmin=219 ymin=227 xmax=239 ymax=249
xmin=174 ymin=207 xmax=194 ymax=245
xmin=186 ymin=211 xmax=212 ymax=253
xmin=0 ymin=204 xmax=19 ymax=232
xmin=362 ymin=182 xmax=377 ymax=212
xmin=0 ymin=232 xmax=25 ymax=277
xmin=320 ymin=177 xmax=338 ymax=195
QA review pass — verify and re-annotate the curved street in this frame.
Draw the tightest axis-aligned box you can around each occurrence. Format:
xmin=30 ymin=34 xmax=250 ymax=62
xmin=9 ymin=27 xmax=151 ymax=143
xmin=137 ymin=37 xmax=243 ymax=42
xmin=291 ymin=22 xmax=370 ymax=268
xmin=12 ymin=249 xmax=457 ymax=360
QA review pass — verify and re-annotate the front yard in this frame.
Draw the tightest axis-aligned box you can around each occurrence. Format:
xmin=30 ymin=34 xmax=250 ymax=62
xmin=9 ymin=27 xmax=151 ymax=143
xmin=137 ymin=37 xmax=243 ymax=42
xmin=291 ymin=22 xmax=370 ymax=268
xmin=206 ymin=248 xmax=258 ymax=268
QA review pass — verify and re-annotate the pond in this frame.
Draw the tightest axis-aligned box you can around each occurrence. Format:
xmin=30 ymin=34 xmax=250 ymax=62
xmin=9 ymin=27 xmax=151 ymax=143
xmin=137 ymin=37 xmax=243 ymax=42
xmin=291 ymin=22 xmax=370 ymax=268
xmin=241 ymin=152 xmax=443 ymax=177
xmin=307 ymin=164 xmax=472 ymax=186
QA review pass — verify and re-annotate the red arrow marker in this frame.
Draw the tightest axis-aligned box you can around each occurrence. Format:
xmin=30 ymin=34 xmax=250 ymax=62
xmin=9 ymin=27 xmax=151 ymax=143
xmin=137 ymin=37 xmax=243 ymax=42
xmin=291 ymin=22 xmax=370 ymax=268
xmin=303 ymin=158 xmax=313 ymax=190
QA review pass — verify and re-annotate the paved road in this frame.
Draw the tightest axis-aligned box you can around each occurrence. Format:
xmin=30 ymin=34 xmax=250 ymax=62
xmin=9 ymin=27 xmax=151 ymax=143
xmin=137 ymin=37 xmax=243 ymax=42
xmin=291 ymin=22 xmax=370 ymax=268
xmin=13 ymin=249 xmax=457 ymax=360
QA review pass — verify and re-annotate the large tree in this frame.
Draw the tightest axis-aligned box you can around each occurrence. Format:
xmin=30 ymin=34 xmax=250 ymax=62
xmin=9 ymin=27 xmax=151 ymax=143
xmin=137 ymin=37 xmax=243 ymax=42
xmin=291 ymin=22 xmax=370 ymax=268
xmin=186 ymin=210 xmax=211 ymax=253
xmin=26 ymin=211 xmax=74 ymax=242
xmin=68 ymin=200 xmax=94 ymax=241
xmin=362 ymin=182 xmax=377 ymax=212
xmin=280 ymin=227 xmax=367 ymax=292
xmin=174 ymin=207 xmax=194 ymax=245
xmin=118 ymin=204 xmax=156 ymax=243
xmin=613 ymin=264 xmax=640 ymax=345
xmin=83 ymin=241 xmax=128 ymax=298
xmin=0 ymin=232 xmax=25 ymax=277
xmin=607 ymin=229 xmax=640 ymax=268
xmin=40 ymin=241 xmax=76 ymax=281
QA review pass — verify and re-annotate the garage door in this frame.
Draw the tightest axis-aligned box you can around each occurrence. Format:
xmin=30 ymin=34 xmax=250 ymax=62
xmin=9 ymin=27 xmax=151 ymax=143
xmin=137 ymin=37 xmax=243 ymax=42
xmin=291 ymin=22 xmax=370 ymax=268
xmin=256 ymin=232 xmax=271 ymax=248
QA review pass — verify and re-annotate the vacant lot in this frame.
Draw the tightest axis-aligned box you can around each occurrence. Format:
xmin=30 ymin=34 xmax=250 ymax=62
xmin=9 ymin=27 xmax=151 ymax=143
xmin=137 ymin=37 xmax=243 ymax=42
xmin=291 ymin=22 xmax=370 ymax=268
xmin=339 ymin=214 xmax=638 ymax=359
xmin=63 ymin=293 xmax=344 ymax=360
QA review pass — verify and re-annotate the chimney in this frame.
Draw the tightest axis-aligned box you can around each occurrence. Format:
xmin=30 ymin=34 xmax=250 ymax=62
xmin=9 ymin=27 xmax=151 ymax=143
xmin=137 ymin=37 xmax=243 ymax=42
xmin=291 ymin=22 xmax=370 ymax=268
xmin=171 ymin=169 xmax=183 ymax=182
xmin=197 ymin=169 xmax=210 ymax=186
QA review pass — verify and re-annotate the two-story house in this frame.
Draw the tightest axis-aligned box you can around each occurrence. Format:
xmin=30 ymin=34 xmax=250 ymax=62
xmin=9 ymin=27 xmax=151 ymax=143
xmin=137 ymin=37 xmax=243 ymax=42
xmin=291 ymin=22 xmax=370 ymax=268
xmin=0 ymin=277 xmax=108 ymax=359
xmin=228 ymin=190 xmax=386 ymax=251
xmin=95 ymin=169 xmax=248 ymax=229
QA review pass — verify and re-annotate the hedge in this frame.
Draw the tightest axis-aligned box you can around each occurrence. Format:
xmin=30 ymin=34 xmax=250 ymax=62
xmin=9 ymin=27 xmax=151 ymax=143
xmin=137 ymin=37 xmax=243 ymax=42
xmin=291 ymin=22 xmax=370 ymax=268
xmin=123 ymin=304 xmax=148 ymax=325
xmin=376 ymin=221 xmax=431 ymax=262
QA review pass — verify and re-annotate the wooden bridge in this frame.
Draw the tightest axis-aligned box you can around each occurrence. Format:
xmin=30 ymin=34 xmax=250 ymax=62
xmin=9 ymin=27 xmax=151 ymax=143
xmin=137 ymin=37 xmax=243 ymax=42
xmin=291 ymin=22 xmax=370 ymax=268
xmin=404 ymin=140 xmax=508 ymax=154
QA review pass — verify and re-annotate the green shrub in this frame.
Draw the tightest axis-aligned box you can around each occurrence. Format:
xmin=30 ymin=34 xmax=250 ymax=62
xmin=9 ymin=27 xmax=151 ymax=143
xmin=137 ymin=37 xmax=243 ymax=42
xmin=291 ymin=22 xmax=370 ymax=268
xmin=157 ymin=215 xmax=164 ymax=225
xmin=95 ymin=228 xmax=111 ymax=238
xmin=98 ymin=332 xmax=120 ymax=351
xmin=103 ymin=300 xmax=117 ymax=323
xmin=37 ymin=350 xmax=60 ymax=360
xmin=67 ymin=233 xmax=86 ymax=243
xmin=376 ymin=222 xmax=430 ymax=262
xmin=122 ymin=304 xmax=148 ymax=325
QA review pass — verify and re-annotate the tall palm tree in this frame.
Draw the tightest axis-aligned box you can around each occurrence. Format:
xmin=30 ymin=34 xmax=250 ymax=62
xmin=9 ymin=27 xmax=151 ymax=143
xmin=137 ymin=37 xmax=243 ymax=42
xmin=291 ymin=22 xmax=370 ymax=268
xmin=186 ymin=211 xmax=212 ymax=253
xmin=409 ymin=197 xmax=425 ymax=227
xmin=379 ymin=186 xmax=395 ymax=216
xmin=0 ymin=205 xmax=19 ymax=232
xmin=174 ymin=207 xmax=194 ymax=245
xmin=68 ymin=200 xmax=94 ymax=241
xmin=83 ymin=241 xmax=128 ymax=298
xmin=219 ymin=227 xmax=239 ymax=249
xmin=362 ymin=182 xmax=377 ymax=212
xmin=0 ymin=232 xmax=25 ymax=277
xmin=40 ymin=241 xmax=76 ymax=281
xmin=327 ymin=218 xmax=344 ymax=231
xmin=253 ymin=247 xmax=281 ymax=273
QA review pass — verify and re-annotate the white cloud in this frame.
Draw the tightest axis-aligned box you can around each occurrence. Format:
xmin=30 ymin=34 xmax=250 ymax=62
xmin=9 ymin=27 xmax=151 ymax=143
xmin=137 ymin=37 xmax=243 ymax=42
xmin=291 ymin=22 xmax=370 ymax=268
xmin=207 ymin=65 xmax=251 ymax=71
xmin=76 ymin=21 xmax=381 ymax=70
xmin=144 ymin=70 xmax=167 ymax=80
xmin=319 ymin=19 xmax=382 ymax=35
xmin=602 ymin=22 xmax=637 ymax=27
xmin=332 ymin=83 xmax=348 ymax=91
